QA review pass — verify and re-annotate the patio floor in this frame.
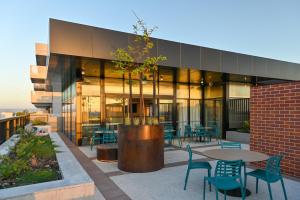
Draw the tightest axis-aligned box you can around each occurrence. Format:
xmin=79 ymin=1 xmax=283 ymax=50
xmin=64 ymin=135 xmax=300 ymax=200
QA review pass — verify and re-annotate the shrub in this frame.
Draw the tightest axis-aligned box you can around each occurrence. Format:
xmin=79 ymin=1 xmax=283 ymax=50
xmin=0 ymin=157 xmax=29 ymax=180
xmin=16 ymin=169 xmax=58 ymax=185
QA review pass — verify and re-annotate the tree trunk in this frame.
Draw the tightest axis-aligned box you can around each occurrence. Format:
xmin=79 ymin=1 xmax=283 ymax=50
xmin=139 ymin=72 xmax=145 ymax=125
xmin=128 ymin=72 xmax=134 ymax=125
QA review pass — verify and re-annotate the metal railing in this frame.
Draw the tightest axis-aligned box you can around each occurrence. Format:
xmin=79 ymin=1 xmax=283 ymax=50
xmin=0 ymin=115 xmax=30 ymax=144
xmin=228 ymin=98 xmax=250 ymax=129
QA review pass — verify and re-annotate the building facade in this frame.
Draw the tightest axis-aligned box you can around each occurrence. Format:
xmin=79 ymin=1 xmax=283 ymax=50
xmin=30 ymin=19 xmax=300 ymax=144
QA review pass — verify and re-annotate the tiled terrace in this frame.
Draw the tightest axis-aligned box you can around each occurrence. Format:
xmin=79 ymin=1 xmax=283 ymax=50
xmin=60 ymin=134 xmax=300 ymax=200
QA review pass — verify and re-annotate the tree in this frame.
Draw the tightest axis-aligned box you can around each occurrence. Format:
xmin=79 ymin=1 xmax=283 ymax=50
xmin=111 ymin=16 xmax=167 ymax=125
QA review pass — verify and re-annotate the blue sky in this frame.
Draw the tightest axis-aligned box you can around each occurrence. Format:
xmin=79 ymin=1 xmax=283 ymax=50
xmin=0 ymin=0 xmax=299 ymax=109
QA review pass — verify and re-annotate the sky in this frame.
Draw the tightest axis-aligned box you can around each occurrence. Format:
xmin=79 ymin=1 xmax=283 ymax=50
xmin=0 ymin=0 xmax=299 ymax=109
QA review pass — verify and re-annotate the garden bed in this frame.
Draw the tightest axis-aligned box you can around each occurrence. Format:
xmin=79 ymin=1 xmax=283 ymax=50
xmin=0 ymin=129 xmax=61 ymax=189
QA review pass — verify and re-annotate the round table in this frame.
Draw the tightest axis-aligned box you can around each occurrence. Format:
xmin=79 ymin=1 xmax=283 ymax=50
xmin=202 ymin=149 xmax=269 ymax=197
xmin=202 ymin=149 xmax=269 ymax=162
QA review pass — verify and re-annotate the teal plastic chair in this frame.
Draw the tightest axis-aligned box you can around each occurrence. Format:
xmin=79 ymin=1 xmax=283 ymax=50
xmin=245 ymin=155 xmax=287 ymax=200
xmin=184 ymin=125 xmax=193 ymax=141
xmin=221 ymin=141 xmax=241 ymax=149
xmin=102 ymin=129 xmax=117 ymax=144
xmin=221 ymin=141 xmax=246 ymax=180
xmin=194 ymin=127 xmax=210 ymax=143
xmin=210 ymin=126 xmax=221 ymax=144
xmin=203 ymin=159 xmax=245 ymax=200
xmin=184 ymin=144 xmax=211 ymax=190
xmin=176 ymin=128 xmax=182 ymax=148
xmin=90 ymin=126 xmax=104 ymax=150
xmin=164 ymin=129 xmax=174 ymax=145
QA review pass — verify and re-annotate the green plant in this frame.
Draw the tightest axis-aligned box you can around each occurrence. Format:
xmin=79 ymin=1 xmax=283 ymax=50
xmin=16 ymin=135 xmax=57 ymax=160
xmin=111 ymin=14 xmax=167 ymax=125
xmin=237 ymin=120 xmax=250 ymax=133
xmin=16 ymin=169 xmax=58 ymax=185
xmin=0 ymin=157 xmax=29 ymax=180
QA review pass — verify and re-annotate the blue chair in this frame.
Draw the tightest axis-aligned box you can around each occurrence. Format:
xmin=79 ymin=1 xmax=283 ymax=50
xmin=221 ymin=141 xmax=242 ymax=149
xmin=203 ymin=159 xmax=245 ymax=200
xmin=184 ymin=145 xmax=211 ymax=190
xmin=245 ymin=155 xmax=287 ymax=200
xmin=102 ymin=129 xmax=117 ymax=144
xmin=210 ymin=126 xmax=221 ymax=144
xmin=90 ymin=126 xmax=103 ymax=150
xmin=176 ymin=128 xmax=182 ymax=148
xmin=184 ymin=125 xmax=193 ymax=141
xmin=164 ymin=129 xmax=174 ymax=145
xmin=194 ymin=127 xmax=210 ymax=143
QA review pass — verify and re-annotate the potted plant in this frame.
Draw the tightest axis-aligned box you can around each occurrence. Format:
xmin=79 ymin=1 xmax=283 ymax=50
xmin=111 ymin=16 xmax=167 ymax=172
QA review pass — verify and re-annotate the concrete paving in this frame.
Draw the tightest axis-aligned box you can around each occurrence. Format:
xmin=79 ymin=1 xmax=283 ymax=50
xmin=77 ymin=140 xmax=300 ymax=200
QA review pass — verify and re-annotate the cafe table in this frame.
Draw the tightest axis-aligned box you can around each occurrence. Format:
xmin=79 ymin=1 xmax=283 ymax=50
xmin=202 ymin=149 xmax=269 ymax=197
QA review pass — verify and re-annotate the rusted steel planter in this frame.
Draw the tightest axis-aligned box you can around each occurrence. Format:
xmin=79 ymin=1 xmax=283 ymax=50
xmin=118 ymin=124 xmax=164 ymax=172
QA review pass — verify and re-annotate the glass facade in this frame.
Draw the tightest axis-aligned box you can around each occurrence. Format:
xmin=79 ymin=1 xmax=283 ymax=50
xmin=61 ymin=57 xmax=251 ymax=144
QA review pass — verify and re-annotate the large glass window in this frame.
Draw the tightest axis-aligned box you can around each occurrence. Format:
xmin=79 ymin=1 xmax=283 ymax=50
xmin=159 ymin=82 xmax=173 ymax=96
xmin=190 ymin=85 xmax=201 ymax=99
xmin=177 ymin=84 xmax=189 ymax=98
xmin=105 ymin=97 xmax=124 ymax=124
xmin=159 ymin=99 xmax=173 ymax=123
xmin=229 ymin=82 xmax=250 ymax=98
xmin=105 ymin=78 xmax=124 ymax=94
xmin=177 ymin=99 xmax=188 ymax=136
xmin=190 ymin=100 xmax=201 ymax=128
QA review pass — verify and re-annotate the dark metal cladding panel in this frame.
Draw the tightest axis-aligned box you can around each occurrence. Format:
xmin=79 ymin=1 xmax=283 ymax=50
xmin=237 ymin=54 xmax=252 ymax=75
xmin=49 ymin=19 xmax=93 ymax=57
xmin=221 ymin=51 xmax=238 ymax=74
xmin=286 ymin=63 xmax=300 ymax=80
xmin=92 ymin=28 xmax=128 ymax=60
xmin=266 ymin=59 xmax=282 ymax=79
xmin=180 ymin=44 xmax=201 ymax=69
xmin=48 ymin=19 xmax=300 ymax=81
xmin=200 ymin=47 xmax=221 ymax=71
xmin=253 ymin=56 xmax=268 ymax=77
xmin=157 ymin=39 xmax=180 ymax=67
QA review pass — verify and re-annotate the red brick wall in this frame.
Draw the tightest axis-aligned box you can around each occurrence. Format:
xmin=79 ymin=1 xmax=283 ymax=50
xmin=250 ymin=81 xmax=300 ymax=178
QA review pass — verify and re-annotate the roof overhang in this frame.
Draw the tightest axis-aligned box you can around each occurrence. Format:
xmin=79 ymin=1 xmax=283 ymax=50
xmin=48 ymin=18 xmax=300 ymax=81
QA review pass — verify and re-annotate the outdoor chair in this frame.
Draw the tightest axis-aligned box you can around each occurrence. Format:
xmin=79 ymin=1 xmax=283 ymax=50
xmin=203 ymin=159 xmax=245 ymax=200
xmin=221 ymin=141 xmax=242 ymax=149
xmin=220 ymin=141 xmax=246 ymax=179
xmin=176 ymin=128 xmax=182 ymax=148
xmin=164 ymin=128 xmax=174 ymax=145
xmin=184 ymin=144 xmax=211 ymax=190
xmin=210 ymin=126 xmax=221 ymax=144
xmin=194 ymin=128 xmax=210 ymax=143
xmin=102 ymin=129 xmax=117 ymax=144
xmin=90 ymin=127 xmax=104 ymax=150
xmin=245 ymin=155 xmax=287 ymax=200
xmin=184 ymin=125 xmax=193 ymax=141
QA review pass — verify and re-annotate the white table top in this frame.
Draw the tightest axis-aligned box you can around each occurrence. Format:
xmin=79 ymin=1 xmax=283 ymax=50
xmin=202 ymin=149 xmax=269 ymax=162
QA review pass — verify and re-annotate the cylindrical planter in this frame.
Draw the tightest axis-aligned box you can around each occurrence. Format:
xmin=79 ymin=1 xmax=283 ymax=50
xmin=118 ymin=124 xmax=164 ymax=172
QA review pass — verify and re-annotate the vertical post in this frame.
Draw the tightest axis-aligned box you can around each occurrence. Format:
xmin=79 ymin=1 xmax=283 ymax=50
xmin=100 ymin=60 xmax=105 ymax=124
xmin=172 ymin=68 xmax=177 ymax=130
xmin=201 ymin=71 xmax=206 ymax=126
xmin=187 ymin=69 xmax=191 ymax=126
xmin=5 ymin=120 xmax=10 ymax=140
xmin=222 ymin=74 xmax=229 ymax=139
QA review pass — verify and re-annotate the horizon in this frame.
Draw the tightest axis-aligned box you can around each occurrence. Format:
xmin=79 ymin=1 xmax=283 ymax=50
xmin=0 ymin=0 xmax=299 ymax=109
